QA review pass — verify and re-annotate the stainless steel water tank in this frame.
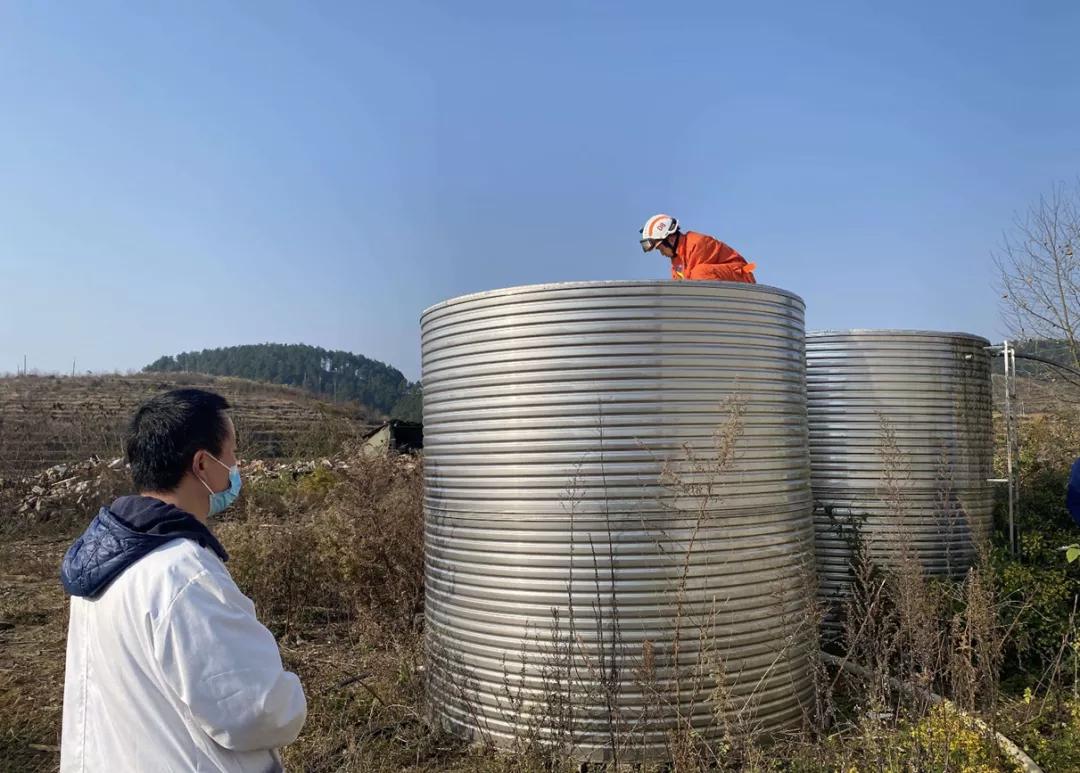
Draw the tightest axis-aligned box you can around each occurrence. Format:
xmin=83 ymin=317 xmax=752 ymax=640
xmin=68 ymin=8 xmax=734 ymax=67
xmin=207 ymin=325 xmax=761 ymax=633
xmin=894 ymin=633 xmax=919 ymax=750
xmin=806 ymin=330 xmax=993 ymax=605
xmin=422 ymin=281 xmax=816 ymax=757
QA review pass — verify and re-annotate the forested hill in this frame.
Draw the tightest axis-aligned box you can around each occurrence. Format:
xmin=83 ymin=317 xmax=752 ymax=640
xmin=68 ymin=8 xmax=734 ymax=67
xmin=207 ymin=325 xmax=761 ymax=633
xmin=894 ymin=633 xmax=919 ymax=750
xmin=145 ymin=344 xmax=416 ymax=417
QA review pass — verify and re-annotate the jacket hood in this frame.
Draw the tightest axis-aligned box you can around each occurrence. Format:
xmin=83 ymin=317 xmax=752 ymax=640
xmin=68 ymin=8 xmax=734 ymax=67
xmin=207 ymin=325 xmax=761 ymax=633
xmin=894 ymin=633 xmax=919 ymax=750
xmin=60 ymin=495 xmax=228 ymax=598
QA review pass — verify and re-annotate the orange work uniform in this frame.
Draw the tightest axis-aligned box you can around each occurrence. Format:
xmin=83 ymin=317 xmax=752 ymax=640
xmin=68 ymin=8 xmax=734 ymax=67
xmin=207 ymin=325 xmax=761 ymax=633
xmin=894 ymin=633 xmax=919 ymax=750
xmin=670 ymin=231 xmax=756 ymax=283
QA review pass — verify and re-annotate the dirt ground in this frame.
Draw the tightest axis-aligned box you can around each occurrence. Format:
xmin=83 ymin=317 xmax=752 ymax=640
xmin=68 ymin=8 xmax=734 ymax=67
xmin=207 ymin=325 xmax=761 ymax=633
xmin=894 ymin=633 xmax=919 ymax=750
xmin=0 ymin=536 xmax=68 ymax=773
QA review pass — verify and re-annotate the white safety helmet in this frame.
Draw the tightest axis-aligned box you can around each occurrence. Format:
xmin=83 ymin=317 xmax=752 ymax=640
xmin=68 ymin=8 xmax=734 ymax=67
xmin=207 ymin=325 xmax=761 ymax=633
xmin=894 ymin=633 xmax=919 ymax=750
xmin=639 ymin=213 xmax=679 ymax=252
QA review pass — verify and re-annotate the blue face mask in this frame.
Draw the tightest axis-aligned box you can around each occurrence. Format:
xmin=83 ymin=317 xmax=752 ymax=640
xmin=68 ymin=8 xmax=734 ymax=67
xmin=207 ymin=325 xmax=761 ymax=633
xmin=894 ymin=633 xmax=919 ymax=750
xmin=199 ymin=453 xmax=242 ymax=517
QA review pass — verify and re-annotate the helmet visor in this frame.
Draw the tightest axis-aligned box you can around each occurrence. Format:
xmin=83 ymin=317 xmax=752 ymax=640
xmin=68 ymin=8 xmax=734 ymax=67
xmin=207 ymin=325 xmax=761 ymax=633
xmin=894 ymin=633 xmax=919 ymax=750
xmin=640 ymin=238 xmax=658 ymax=253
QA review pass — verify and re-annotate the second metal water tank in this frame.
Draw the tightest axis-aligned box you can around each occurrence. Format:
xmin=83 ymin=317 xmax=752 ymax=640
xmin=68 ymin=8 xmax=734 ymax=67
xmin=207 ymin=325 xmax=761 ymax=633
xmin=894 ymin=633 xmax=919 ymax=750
xmin=422 ymin=281 xmax=816 ymax=758
xmin=806 ymin=330 xmax=994 ymax=605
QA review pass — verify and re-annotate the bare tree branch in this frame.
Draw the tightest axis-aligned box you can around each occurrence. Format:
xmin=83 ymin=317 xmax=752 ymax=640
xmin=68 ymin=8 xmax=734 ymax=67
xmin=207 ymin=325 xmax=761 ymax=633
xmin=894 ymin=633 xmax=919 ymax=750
xmin=993 ymin=179 xmax=1080 ymax=370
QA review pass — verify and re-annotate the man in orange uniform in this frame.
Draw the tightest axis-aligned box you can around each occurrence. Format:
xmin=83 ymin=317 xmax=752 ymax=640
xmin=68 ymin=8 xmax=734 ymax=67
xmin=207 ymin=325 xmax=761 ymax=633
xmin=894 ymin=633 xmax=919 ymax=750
xmin=639 ymin=213 xmax=756 ymax=283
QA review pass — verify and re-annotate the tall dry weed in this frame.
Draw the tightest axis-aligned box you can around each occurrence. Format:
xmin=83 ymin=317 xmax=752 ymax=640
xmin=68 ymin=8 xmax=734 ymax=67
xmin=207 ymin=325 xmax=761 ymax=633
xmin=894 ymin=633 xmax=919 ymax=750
xmin=222 ymin=454 xmax=424 ymax=638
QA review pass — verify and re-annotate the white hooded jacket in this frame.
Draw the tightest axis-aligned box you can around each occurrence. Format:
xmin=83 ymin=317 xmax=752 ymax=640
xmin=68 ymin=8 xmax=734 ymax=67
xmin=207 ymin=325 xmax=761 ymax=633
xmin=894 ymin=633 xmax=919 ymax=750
xmin=60 ymin=498 xmax=306 ymax=772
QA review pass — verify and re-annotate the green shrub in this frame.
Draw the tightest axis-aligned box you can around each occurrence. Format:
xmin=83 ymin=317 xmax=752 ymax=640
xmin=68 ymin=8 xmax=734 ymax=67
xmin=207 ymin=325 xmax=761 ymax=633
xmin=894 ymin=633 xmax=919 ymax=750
xmin=994 ymin=411 xmax=1080 ymax=685
xmin=1000 ymin=693 xmax=1080 ymax=772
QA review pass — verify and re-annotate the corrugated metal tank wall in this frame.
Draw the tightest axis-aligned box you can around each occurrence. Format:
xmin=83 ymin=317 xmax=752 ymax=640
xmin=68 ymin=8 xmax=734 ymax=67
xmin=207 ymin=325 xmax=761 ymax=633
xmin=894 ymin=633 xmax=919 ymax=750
xmin=805 ymin=330 xmax=994 ymax=606
xmin=421 ymin=281 xmax=816 ymax=757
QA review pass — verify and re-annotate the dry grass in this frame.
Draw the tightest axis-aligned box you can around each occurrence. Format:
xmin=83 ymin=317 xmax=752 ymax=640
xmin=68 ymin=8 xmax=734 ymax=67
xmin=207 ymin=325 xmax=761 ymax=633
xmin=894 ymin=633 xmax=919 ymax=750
xmin=0 ymin=537 xmax=70 ymax=773
xmin=0 ymin=454 xmax=432 ymax=773
xmin=222 ymin=455 xmax=424 ymax=638
xmin=216 ymin=455 xmax=445 ymax=772
xmin=2 ymin=408 xmax=1078 ymax=770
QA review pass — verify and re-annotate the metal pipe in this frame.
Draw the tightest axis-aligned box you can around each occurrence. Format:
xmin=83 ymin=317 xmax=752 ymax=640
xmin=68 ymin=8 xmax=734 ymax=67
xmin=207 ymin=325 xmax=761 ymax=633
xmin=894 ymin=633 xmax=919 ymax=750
xmin=1004 ymin=341 xmax=1017 ymax=554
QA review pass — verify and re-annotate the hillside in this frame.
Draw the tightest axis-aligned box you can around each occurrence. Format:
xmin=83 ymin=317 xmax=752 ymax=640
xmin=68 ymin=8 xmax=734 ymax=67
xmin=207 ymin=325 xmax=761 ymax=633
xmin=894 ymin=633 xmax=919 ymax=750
xmin=0 ymin=373 xmax=375 ymax=479
xmin=145 ymin=343 xmax=419 ymax=418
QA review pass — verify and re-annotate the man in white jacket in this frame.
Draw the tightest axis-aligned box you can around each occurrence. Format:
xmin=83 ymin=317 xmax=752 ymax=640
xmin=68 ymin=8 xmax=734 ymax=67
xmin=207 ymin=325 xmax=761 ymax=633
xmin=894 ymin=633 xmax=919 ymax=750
xmin=59 ymin=388 xmax=306 ymax=772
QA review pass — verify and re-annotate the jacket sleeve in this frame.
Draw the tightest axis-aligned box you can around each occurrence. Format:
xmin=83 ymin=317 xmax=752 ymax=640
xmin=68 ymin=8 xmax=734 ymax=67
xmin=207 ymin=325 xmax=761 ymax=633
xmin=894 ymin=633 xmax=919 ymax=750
xmin=1068 ymin=458 xmax=1080 ymax=526
xmin=153 ymin=568 xmax=307 ymax=752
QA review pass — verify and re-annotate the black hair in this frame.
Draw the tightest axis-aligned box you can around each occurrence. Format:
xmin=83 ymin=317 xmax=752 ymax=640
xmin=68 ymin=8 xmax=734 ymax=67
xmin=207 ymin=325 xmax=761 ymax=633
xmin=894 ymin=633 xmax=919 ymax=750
xmin=126 ymin=389 xmax=232 ymax=492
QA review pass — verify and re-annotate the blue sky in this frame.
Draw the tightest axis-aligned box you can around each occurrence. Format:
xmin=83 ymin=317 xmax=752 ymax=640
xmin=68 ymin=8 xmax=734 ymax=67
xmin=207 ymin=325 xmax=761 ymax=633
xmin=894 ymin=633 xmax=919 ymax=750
xmin=1 ymin=2 xmax=1078 ymax=381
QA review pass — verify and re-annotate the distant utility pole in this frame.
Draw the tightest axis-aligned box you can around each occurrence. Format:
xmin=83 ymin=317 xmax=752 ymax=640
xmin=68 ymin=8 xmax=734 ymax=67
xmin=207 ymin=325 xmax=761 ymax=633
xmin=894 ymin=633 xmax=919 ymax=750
xmin=72 ymin=358 xmax=76 ymax=377
xmin=23 ymin=354 xmax=27 ymax=376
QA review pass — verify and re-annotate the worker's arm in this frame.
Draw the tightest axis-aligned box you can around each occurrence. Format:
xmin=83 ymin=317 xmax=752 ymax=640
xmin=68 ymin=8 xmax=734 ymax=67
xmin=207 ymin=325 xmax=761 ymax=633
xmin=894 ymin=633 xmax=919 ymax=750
xmin=153 ymin=567 xmax=307 ymax=751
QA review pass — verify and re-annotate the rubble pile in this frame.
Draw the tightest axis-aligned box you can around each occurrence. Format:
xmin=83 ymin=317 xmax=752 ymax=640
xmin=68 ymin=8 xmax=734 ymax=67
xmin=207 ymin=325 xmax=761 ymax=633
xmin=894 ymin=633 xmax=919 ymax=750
xmin=6 ymin=456 xmax=129 ymax=518
xmin=2 ymin=450 xmax=422 ymax=520
xmin=244 ymin=452 xmax=420 ymax=483
xmin=244 ymin=457 xmax=351 ymax=483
